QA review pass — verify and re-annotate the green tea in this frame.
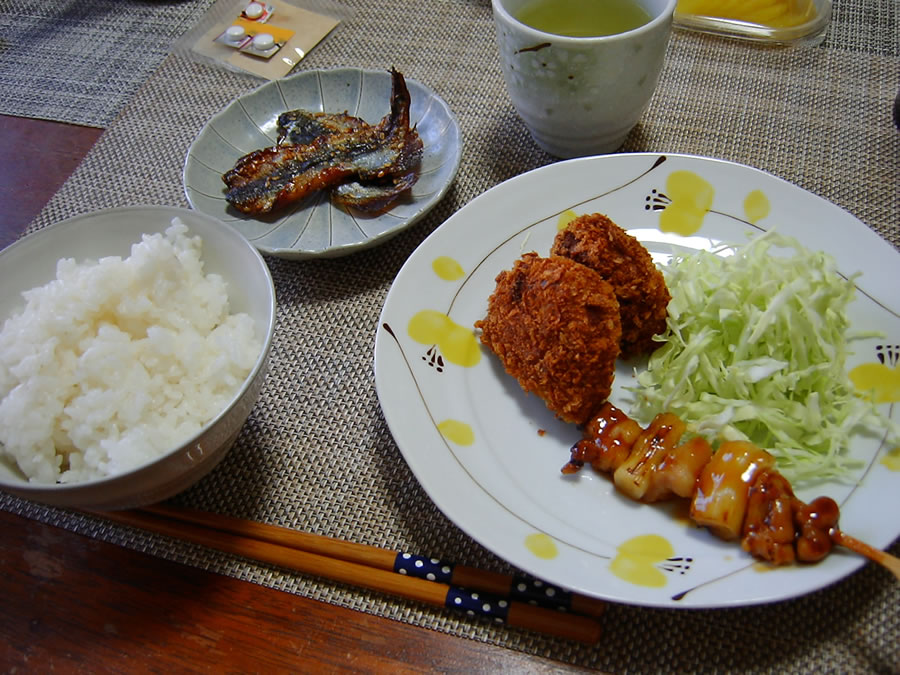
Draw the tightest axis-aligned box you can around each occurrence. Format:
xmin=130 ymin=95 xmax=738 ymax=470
xmin=514 ymin=0 xmax=652 ymax=37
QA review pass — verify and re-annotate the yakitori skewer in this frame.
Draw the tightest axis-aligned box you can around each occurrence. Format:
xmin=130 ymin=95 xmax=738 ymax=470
xmin=563 ymin=402 xmax=900 ymax=578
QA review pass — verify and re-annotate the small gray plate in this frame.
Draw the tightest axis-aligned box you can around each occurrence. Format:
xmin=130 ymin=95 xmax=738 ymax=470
xmin=183 ymin=67 xmax=462 ymax=260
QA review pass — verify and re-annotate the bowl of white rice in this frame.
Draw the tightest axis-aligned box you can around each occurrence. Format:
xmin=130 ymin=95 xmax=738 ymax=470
xmin=0 ymin=206 xmax=276 ymax=510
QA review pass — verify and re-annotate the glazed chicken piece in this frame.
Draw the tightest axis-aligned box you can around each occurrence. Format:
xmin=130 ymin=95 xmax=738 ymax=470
xmin=564 ymin=403 xmax=711 ymax=503
xmin=792 ymin=496 xmax=839 ymax=563
xmin=741 ymin=471 xmax=841 ymax=565
xmin=741 ymin=469 xmax=798 ymax=565
xmin=563 ymin=402 xmax=643 ymax=475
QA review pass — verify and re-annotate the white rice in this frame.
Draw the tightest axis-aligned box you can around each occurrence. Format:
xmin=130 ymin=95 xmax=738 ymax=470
xmin=0 ymin=219 xmax=262 ymax=484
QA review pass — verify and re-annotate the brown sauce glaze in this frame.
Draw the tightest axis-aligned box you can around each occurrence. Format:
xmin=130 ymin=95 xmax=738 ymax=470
xmin=563 ymin=403 xmax=845 ymax=567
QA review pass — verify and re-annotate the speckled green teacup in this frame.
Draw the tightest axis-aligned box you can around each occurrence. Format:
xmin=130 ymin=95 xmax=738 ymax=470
xmin=492 ymin=0 xmax=676 ymax=158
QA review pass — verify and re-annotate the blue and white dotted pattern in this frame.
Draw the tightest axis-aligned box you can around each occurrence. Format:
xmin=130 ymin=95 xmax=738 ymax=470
xmin=393 ymin=553 xmax=454 ymax=583
xmin=394 ymin=553 xmax=576 ymax=613
xmin=444 ymin=587 xmax=510 ymax=622
xmin=510 ymin=576 xmax=574 ymax=612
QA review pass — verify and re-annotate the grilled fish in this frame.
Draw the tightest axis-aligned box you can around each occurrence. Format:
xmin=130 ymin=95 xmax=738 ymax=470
xmin=276 ymin=110 xmax=368 ymax=146
xmin=331 ymin=172 xmax=419 ymax=212
xmin=224 ymin=69 xmax=423 ymax=215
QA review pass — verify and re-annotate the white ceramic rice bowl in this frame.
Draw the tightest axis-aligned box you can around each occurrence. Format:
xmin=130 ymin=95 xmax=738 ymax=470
xmin=0 ymin=206 xmax=276 ymax=510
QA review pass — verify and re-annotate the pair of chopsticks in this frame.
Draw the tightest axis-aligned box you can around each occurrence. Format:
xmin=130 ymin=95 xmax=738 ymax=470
xmin=92 ymin=504 xmax=604 ymax=643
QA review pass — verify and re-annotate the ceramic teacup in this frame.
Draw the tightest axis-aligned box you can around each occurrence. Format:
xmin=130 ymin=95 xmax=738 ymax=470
xmin=492 ymin=0 xmax=677 ymax=158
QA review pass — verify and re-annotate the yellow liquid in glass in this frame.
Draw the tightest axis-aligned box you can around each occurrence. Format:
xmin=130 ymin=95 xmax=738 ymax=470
xmin=514 ymin=0 xmax=652 ymax=37
xmin=676 ymin=0 xmax=816 ymax=28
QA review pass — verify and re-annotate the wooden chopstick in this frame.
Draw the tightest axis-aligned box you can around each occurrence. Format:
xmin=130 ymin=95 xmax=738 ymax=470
xmin=143 ymin=503 xmax=606 ymax=618
xmin=92 ymin=507 xmax=602 ymax=643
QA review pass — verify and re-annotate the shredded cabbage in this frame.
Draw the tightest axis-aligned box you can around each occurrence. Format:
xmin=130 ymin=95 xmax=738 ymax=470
xmin=629 ymin=229 xmax=895 ymax=485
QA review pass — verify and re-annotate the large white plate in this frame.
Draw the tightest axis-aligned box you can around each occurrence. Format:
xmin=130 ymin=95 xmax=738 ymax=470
xmin=374 ymin=153 xmax=900 ymax=608
xmin=184 ymin=67 xmax=462 ymax=259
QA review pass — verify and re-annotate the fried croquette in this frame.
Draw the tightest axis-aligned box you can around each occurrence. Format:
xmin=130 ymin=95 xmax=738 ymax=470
xmin=551 ymin=213 xmax=670 ymax=358
xmin=475 ymin=253 xmax=621 ymax=426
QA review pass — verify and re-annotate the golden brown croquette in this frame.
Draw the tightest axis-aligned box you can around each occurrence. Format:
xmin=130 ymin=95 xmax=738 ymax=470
xmin=551 ymin=214 xmax=670 ymax=358
xmin=475 ymin=253 xmax=621 ymax=426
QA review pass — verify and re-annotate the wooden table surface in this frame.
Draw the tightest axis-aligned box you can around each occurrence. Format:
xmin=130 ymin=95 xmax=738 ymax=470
xmin=0 ymin=114 xmax=589 ymax=673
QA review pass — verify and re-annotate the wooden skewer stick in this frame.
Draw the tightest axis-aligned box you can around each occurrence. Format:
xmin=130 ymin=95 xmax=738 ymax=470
xmin=90 ymin=508 xmax=602 ymax=644
xmin=831 ymin=529 xmax=900 ymax=581
xmin=142 ymin=503 xmax=606 ymax=618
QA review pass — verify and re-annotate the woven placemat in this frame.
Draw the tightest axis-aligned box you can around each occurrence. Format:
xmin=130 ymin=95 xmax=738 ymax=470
xmin=3 ymin=0 xmax=899 ymax=671
xmin=0 ymin=0 xmax=219 ymax=127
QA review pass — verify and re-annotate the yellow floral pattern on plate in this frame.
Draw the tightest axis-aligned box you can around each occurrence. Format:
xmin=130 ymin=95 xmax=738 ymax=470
xmin=437 ymin=419 xmax=475 ymax=445
xmin=525 ymin=533 xmax=559 ymax=560
xmin=849 ymin=362 xmax=900 ymax=405
xmin=652 ymin=171 xmax=770 ymax=235
xmin=408 ymin=310 xmax=481 ymax=368
xmin=743 ymin=189 xmax=771 ymax=223
xmin=658 ymin=170 xmax=714 ymax=236
xmin=881 ymin=448 xmax=900 ymax=471
xmin=849 ymin=345 xmax=900 ymax=471
xmin=432 ymin=256 xmax=465 ymax=281
xmin=557 ymin=210 xmax=578 ymax=231
xmin=610 ymin=535 xmax=675 ymax=588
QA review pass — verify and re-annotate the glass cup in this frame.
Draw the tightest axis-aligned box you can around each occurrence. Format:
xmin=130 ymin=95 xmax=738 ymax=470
xmin=492 ymin=0 xmax=677 ymax=158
